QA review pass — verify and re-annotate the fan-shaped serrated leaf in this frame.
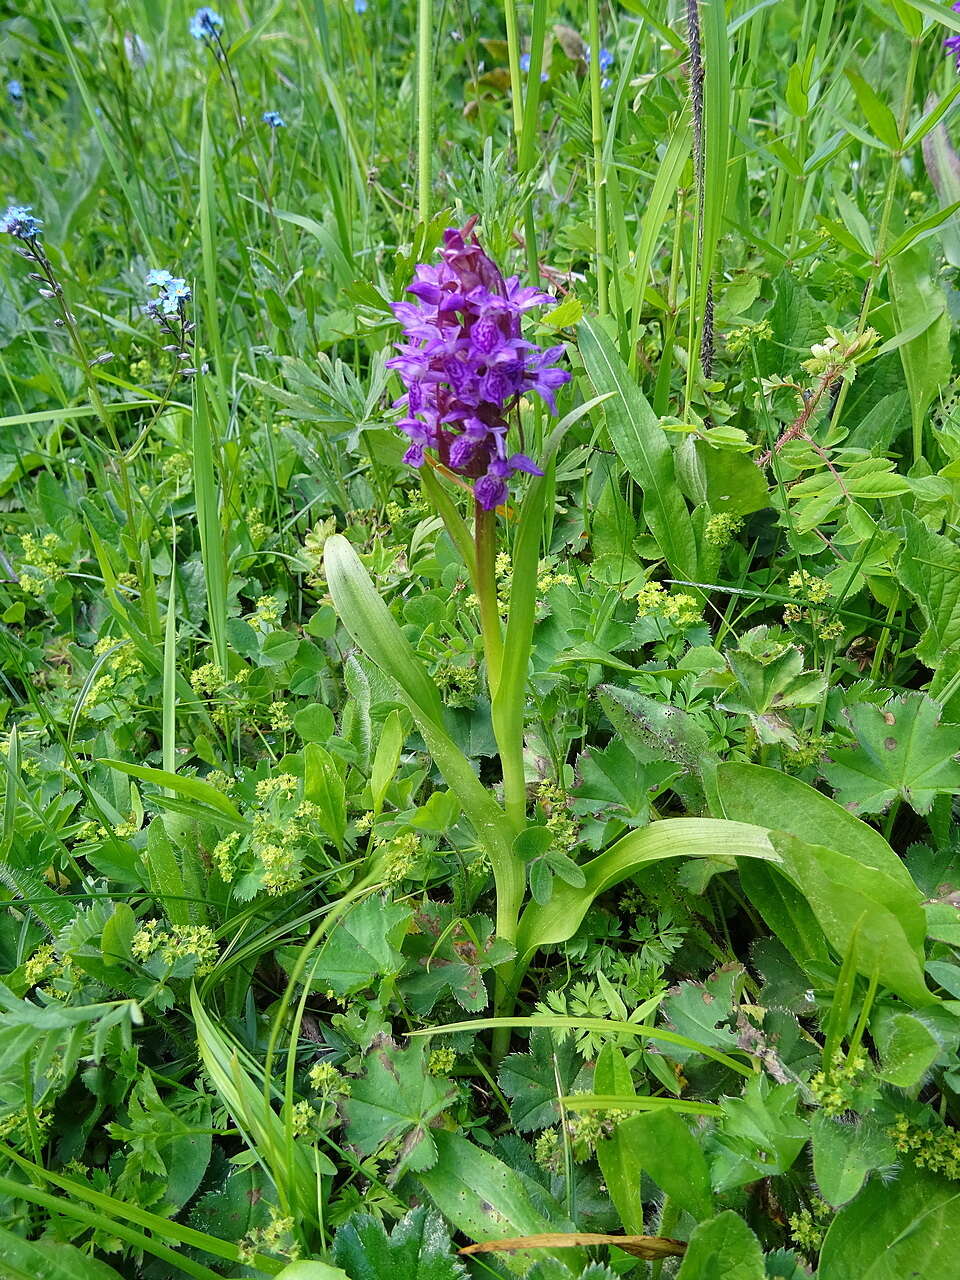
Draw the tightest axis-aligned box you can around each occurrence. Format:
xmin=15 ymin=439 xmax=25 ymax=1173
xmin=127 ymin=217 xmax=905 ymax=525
xmin=332 ymin=1206 xmax=465 ymax=1280
xmin=822 ymin=694 xmax=960 ymax=815
xmin=343 ymin=1039 xmax=455 ymax=1178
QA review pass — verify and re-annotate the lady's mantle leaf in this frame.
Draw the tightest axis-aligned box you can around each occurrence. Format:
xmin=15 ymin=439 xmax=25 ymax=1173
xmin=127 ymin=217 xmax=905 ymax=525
xmin=822 ymin=693 xmax=960 ymax=815
xmin=342 ymin=1039 xmax=455 ymax=1179
xmin=332 ymin=1205 xmax=466 ymax=1280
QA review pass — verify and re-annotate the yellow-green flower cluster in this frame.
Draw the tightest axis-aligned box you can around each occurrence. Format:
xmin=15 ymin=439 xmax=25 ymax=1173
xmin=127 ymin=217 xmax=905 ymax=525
xmin=788 ymin=570 xmax=831 ymax=604
xmin=24 ymin=943 xmax=60 ymax=986
xmin=0 ymin=1107 xmax=51 ymax=1147
xmin=131 ymin=921 xmax=219 ymax=975
xmin=18 ymin=533 xmax=65 ymax=596
xmin=534 ymin=1127 xmax=563 ymax=1172
xmin=248 ymin=776 xmax=318 ymax=895
xmin=435 ymin=660 xmax=479 ymax=708
xmin=309 ymin=1061 xmax=352 ymax=1097
xmin=536 ymin=780 xmax=578 ymax=852
xmin=784 ymin=571 xmax=841 ymax=638
xmin=725 ymin=319 xmax=773 ymax=355
xmin=785 ymin=733 xmax=829 ymax=770
xmin=250 ymin=594 xmax=282 ymax=630
xmin=257 ymin=840 xmax=302 ymax=895
xmin=237 ymin=1208 xmax=299 ymax=1267
xmin=705 ymin=512 xmax=744 ymax=547
xmin=247 ymin=508 xmax=269 ymax=543
xmin=816 ymin=619 xmax=844 ymax=642
xmin=191 ymin=662 xmax=225 ymax=696
xmin=429 ymin=1047 xmax=457 ymax=1076
xmin=268 ymin=700 xmax=292 ymax=732
xmin=536 ymin=558 xmax=575 ymax=594
xmin=889 ymin=1115 xmax=960 ymax=1180
xmin=635 ymin=580 xmax=702 ymax=626
xmin=256 ymin=774 xmax=299 ymax=802
xmin=374 ymin=831 xmax=421 ymax=884
xmin=809 ymin=1047 xmax=868 ymax=1116
xmin=212 ymin=831 xmax=241 ymax=882
xmin=112 ymin=813 xmax=142 ymax=838
xmin=385 ymin=494 xmax=429 ymax=528
xmin=789 ymin=1199 xmax=830 ymax=1255
xmin=87 ymin=637 xmax=144 ymax=705
xmin=191 ymin=662 xmax=250 ymax=706
xmin=301 ymin=516 xmax=337 ymax=586
xmin=289 ymin=1099 xmax=315 ymax=1136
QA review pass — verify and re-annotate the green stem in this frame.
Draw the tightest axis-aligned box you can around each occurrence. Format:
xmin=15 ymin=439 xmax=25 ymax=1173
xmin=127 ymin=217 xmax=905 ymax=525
xmin=587 ymin=0 xmax=608 ymax=315
xmin=417 ymin=0 xmax=434 ymax=223
xmin=475 ymin=502 xmax=526 ymax=1061
xmin=475 ymin=503 xmax=504 ymax=690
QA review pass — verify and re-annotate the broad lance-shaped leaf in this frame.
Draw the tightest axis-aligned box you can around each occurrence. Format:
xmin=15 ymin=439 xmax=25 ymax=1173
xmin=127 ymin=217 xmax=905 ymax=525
xmin=888 ymin=242 xmax=952 ymax=461
xmin=323 ymin=534 xmax=516 ymax=883
xmin=771 ymin=832 xmax=932 ymax=1007
xmin=516 ymin=817 xmax=778 ymax=960
xmin=593 ymin=1045 xmax=645 ymax=1234
xmin=332 ymin=1206 xmax=465 ymax=1280
xmin=715 ymin=761 xmax=917 ymax=891
xmin=275 ymin=1264 xmax=350 ymax=1280
xmin=822 ymin=693 xmax=960 ymax=815
xmin=578 ymin=315 xmax=698 ymax=582
xmin=417 ymin=1130 xmax=585 ymax=1275
xmin=623 ymin=1110 xmax=714 ymax=1224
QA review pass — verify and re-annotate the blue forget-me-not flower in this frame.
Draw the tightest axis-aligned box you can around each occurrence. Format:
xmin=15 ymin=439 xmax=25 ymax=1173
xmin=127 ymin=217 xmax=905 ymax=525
xmin=262 ymin=110 xmax=285 ymax=128
xmin=189 ymin=7 xmax=223 ymax=41
xmin=0 ymin=205 xmax=42 ymax=239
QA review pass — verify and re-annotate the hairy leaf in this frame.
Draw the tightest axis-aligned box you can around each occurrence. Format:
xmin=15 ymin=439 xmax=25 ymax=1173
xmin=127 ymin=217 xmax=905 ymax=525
xmin=332 ymin=1206 xmax=465 ymax=1280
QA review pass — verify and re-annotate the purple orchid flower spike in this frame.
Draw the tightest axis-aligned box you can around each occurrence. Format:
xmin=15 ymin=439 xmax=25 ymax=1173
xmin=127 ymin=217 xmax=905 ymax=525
xmin=386 ymin=218 xmax=571 ymax=510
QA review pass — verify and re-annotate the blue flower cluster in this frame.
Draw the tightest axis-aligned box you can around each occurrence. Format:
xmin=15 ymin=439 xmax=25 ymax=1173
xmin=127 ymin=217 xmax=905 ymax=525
xmin=145 ymin=269 xmax=191 ymax=317
xmin=386 ymin=221 xmax=570 ymax=511
xmin=189 ymin=7 xmax=223 ymax=41
xmin=7 ymin=79 xmax=23 ymax=102
xmin=262 ymin=110 xmax=285 ymax=128
xmin=0 ymin=204 xmax=42 ymax=239
xmin=586 ymin=45 xmax=614 ymax=88
xmin=354 ymin=0 xmax=368 ymax=13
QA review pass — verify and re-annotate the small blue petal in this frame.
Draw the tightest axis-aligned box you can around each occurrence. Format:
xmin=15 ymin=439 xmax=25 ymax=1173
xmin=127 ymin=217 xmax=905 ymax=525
xmin=0 ymin=204 xmax=42 ymax=238
xmin=189 ymin=7 xmax=223 ymax=40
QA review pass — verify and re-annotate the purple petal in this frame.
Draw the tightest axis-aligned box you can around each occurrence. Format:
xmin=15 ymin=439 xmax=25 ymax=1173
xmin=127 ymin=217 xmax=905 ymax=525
xmin=509 ymin=452 xmax=544 ymax=476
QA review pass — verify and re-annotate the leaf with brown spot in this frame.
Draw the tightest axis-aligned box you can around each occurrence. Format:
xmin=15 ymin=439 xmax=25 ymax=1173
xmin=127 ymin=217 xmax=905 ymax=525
xmin=822 ymin=693 xmax=960 ymax=815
